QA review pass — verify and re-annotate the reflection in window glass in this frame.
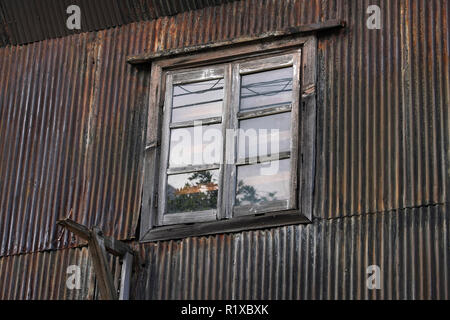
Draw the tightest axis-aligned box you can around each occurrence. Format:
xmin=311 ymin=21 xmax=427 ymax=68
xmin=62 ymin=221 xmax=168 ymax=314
xmin=172 ymin=78 xmax=224 ymax=122
xmin=167 ymin=170 xmax=219 ymax=214
xmin=172 ymin=101 xmax=222 ymax=122
xmin=240 ymin=67 xmax=293 ymax=111
xmin=235 ymin=159 xmax=290 ymax=207
xmin=238 ymin=112 xmax=291 ymax=160
xmin=169 ymin=124 xmax=222 ymax=168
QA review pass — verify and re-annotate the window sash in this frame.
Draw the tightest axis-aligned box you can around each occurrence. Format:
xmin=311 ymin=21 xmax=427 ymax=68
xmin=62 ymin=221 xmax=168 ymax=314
xmin=158 ymin=65 xmax=229 ymax=225
xmin=229 ymin=51 xmax=302 ymax=217
xmin=158 ymin=50 xmax=302 ymax=225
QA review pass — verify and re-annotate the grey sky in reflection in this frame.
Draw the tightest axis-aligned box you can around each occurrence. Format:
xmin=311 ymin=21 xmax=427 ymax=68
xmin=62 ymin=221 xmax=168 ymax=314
xmin=236 ymin=159 xmax=290 ymax=205
xmin=238 ymin=112 xmax=291 ymax=159
xmin=240 ymin=67 xmax=293 ymax=110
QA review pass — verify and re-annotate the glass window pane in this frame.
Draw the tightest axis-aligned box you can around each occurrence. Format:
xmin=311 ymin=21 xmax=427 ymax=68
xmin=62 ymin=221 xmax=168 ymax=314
xmin=172 ymin=101 xmax=222 ymax=122
xmin=172 ymin=78 xmax=224 ymax=108
xmin=238 ymin=112 xmax=291 ymax=160
xmin=167 ymin=170 xmax=219 ymax=214
xmin=169 ymin=124 xmax=222 ymax=168
xmin=235 ymin=159 xmax=290 ymax=207
xmin=240 ymin=67 xmax=293 ymax=111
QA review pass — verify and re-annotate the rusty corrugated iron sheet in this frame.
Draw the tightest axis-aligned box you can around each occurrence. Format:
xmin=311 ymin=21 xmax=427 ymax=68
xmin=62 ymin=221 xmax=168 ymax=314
xmin=0 ymin=2 xmax=9 ymax=47
xmin=0 ymin=205 xmax=446 ymax=300
xmin=0 ymin=246 xmax=94 ymax=299
xmin=0 ymin=28 xmax=149 ymax=256
xmin=315 ymin=0 xmax=449 ymax=219
xmin=0 ymin=0 xmax=448 ymax=258
xmin=132 ymin=204 xmax=449 ymax=300
xmin=0 ymin=245 xmax=125 ymax=300
xmin=0 ymin=0 xmax=238 ymax=47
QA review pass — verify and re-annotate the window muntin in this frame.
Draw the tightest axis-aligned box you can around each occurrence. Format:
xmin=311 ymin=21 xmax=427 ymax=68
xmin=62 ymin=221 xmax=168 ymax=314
xmin=158 ymin=51 xmax=301 ymax=226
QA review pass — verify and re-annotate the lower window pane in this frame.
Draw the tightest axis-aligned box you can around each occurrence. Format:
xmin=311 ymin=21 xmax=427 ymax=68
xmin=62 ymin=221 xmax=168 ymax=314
xmin=167 ymin=170 xmax=219 ymax=214
xmin=235 ymin=159 xmax=290 ymax=208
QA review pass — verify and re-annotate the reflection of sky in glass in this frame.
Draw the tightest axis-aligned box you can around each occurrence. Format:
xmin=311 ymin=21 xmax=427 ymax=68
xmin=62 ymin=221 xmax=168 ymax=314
xmin=238 ymin=112 xmax=291 ymax=159
xmin=236 ymin=159 xmax=290 ymax=206
xmin=240 ymin=67 xmax=293 ymax=110
xmin=172 ymin=79 xmax=224 ymax=122
xmin=169 ymin=124 xmax=222 ymax=167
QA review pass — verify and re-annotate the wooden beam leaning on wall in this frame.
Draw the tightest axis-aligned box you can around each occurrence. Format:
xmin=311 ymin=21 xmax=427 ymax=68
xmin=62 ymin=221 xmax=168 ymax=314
xmin=57 ymin=218 xmax=134 ymax=300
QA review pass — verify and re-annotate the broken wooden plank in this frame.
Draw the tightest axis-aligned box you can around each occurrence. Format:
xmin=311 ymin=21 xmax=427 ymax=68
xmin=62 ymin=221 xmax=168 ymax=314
xmin=88 ymin=227 xmax=119 ymax=300
xmin=57 ymin=218 xmax=133 ymax=256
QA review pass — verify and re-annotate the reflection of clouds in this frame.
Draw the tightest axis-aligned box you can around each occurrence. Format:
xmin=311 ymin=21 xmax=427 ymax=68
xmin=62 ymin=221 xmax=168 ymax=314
xmin=238 ymin=159 xmax=290 ymax=200
xmin=173 ymin=79 xmax=224 ymax=108
xmin=172 ymin=101 xmax=222 ymax=122
xmin=254 ymin=131 xmax=290 ymax=147
xmin=240 ymin=67 xmax=293 ymax=110
xmin=169 ymin=125 xmax=221 ymax=166
xmin=170 ymin=126 xmax=288 ymax=166
xmin=242 ymin=170 xmax=289 ymax=199
xmin=243 ymin=170 xmax=289 ymax=184
xmin=238 ymin=112 xmax=291 ymax=158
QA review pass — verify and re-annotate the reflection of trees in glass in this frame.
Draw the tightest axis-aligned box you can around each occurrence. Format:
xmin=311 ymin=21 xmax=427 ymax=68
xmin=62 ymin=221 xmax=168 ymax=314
xmin=167 ymin=171 xmax=218 ymax=213
xmin=167 ymin=172 xmax=280 ymax=213
xmin=235 ymin=180 xmax=277 ymax=206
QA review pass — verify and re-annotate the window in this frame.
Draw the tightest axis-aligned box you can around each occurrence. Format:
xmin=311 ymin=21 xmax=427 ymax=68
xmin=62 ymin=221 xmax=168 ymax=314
xmin=141 ymin=35 xmax=317 ymax=241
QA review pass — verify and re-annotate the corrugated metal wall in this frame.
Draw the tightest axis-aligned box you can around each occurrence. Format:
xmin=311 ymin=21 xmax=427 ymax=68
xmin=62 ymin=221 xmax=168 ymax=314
xmin=0 ymin=245 xmax=123 ymax=300
xmin=133 ymin=205 xmax=448 ymax=300
xmin=0 ymin=0 xmax=238 ymax=47
xmin=0 ymin=29 xmax=149 ymax=256
xmin=0 ymin=0 xmax=448 ymax=299
xmin=315 ymin=0 xmax=449 ymax=219
xmin=0 ymin=205 xmax=446 ymax=300
xmin=0 ymin=246 xmax=94 ymax=299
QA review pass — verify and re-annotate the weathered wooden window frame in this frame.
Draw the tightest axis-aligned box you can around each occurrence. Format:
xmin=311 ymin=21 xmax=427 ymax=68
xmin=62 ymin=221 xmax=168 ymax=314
xmin=159 ymin=64 xmax=228 ymax=226
xmin=140 ymin=35 xmax=317 ymax=242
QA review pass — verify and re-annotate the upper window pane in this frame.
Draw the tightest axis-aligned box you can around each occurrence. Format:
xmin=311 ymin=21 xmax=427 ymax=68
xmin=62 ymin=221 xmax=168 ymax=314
xmin=172 ymin=78 xmax=224 ymax=122
xmin=240 ymin=67 xmax=293 ymax=111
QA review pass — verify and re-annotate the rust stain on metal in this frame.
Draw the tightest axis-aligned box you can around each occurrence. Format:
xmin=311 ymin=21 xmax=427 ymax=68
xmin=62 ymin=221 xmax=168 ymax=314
xmin=0 ymin=0 xmax=448 ymax=300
